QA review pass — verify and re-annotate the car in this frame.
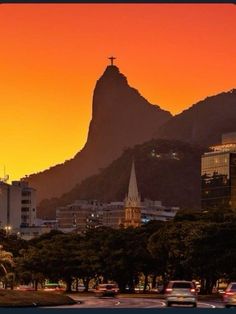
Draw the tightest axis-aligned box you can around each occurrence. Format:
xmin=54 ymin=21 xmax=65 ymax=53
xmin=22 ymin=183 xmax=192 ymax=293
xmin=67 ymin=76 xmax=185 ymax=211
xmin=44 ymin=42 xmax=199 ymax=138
xmin=43 ymin=283 xmax=65 ymax=292
xmin=193 ymin=281 xmax=201 ymax=291
xmin=223 ymin=282 xmax=236 ymax=308
xmin=77 ymin=284 xmax=86 ymax=292
xmin=94 ymin=283 xmax=119 ymax=297
xmin=71 ymin=283 xmax=86 ymax=292
xmin=16 ymin=285 xmax=35 ymax=291
xmin=165 ymin=280 xmax=197 ymax=307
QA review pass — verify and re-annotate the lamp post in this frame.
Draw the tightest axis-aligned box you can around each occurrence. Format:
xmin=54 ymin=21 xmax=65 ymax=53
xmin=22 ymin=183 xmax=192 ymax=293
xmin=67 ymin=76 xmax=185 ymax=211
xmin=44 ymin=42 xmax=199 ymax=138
xmin=4 ymin=225 xmax=12 ymax=236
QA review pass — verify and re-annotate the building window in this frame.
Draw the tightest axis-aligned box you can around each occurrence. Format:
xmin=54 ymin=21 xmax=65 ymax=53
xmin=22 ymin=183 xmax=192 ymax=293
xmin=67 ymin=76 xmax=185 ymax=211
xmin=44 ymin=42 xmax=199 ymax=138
xmin=21 ymin=207 xmax=29 ymax=212
xmin=22 ymin=199 xmax=31 ymax=204
xmin=22 ymin=191 xmax=31 ymax=197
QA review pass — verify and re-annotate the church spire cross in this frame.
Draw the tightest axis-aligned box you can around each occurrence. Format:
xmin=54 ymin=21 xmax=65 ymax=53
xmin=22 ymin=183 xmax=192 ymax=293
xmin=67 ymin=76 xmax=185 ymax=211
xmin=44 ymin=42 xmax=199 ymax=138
xmin=108 ymin=56 xmax=116 ymax=66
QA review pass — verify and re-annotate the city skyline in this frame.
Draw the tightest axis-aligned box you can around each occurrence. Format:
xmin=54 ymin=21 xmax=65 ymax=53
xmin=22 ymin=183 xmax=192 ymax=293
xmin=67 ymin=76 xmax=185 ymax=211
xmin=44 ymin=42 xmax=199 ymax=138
xmin=1 ymin=4 xmax=236 ymax=181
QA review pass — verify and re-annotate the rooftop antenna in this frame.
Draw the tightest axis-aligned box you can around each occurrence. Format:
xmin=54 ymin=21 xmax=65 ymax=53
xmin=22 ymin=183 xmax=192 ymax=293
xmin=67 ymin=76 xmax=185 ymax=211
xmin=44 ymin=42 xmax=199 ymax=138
xmin=0 ymin=165 xmax=9 ymax=183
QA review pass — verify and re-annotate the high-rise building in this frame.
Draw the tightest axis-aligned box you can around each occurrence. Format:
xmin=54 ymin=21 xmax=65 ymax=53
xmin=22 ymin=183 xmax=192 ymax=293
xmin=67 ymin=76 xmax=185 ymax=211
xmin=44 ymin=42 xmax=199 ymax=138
xmin=124 ymin=161 xmax=141 ymax=228
xmin=0 ymin=180 xmax=36 ymax=232
xmin=201 ymin=132 xmax=236 ymax=210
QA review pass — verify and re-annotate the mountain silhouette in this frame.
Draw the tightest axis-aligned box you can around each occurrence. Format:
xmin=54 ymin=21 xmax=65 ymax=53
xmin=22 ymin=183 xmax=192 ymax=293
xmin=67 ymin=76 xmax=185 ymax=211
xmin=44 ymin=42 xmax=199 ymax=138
xmin=25 ymin=65 xmax=171 ymax=202
xmin=156 ymin=89 xmax=236 ymax=146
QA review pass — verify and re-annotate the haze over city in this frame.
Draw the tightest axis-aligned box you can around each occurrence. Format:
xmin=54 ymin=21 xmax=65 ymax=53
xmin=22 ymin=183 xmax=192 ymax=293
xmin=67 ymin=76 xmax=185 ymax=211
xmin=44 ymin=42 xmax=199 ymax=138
xmin=1 ymin=4 xmax=236 ymax=182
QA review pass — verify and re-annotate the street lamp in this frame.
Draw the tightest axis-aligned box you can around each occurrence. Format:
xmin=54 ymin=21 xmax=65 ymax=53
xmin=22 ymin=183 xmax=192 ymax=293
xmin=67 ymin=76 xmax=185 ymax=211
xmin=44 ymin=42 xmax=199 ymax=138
xmin=4 ymin=225 xmax=12 ymax=236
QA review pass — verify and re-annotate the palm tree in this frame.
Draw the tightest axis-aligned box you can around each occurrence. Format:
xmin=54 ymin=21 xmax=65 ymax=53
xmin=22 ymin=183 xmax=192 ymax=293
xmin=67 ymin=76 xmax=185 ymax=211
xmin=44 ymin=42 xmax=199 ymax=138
xmin=0 ymin=245 xmax=14 ymax=288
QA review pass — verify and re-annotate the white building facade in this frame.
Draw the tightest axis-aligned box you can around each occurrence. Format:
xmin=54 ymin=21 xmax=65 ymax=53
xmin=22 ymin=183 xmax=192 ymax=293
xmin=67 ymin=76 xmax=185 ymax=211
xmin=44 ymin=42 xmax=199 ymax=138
xmin=0 ymin=180 xmax=36 ymax=232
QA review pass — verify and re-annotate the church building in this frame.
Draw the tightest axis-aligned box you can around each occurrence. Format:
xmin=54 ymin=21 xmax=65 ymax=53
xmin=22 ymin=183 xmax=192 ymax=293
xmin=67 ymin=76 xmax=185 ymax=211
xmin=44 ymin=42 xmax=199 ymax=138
xmin=124 ymin=161 xmax=141 ymax=228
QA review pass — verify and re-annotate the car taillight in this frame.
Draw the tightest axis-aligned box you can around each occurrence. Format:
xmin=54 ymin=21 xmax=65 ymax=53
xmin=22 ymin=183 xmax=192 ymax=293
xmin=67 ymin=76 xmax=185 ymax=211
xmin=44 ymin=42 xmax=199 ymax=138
xmin=190 ymin=288 xmax=196 ymax=293
xmin=165 ymin=288 xmax=173 ymax=293
xmin=225 ymin=291 xmax=234 ymax=296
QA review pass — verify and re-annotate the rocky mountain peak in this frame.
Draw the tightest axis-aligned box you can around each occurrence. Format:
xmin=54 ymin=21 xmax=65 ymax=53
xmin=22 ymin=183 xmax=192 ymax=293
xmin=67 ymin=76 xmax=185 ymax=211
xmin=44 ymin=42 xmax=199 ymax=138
xmin=100 ymin=65 xmax=127 ymax=83
xmin=25 ymin=65 xmax=172 ymax=204
xmin=156 ymin=89 xmax=236 ymax=146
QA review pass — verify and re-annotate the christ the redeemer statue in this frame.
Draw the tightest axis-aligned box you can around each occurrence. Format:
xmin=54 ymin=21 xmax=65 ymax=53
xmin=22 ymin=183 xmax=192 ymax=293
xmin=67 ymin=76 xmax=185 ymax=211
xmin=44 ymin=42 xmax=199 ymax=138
xmin=108 ymin=56 xmax=116 ymax=66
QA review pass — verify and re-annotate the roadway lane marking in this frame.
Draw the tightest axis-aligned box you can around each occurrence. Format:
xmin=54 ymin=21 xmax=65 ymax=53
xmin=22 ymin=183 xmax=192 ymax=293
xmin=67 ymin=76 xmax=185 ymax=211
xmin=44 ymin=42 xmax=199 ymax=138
xmin=146 ymin=300 xmax=166 ymax=308
xmin=198 ymin=302 xmax=216 ymax=308
xmin=115 ymin=301 xmax=121 ymax=306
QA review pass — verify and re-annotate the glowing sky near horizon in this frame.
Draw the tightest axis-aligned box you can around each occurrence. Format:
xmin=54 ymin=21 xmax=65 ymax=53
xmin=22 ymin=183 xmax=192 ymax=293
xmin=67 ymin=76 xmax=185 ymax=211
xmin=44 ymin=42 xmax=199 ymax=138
xmin=0 ymin=4 xmax=236 ymax=182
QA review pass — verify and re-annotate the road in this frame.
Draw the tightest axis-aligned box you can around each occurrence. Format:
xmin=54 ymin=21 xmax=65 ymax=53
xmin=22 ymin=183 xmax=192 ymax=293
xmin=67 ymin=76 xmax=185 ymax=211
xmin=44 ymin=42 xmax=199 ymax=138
xmin=57 ymin=295 xmax=224 ymax=308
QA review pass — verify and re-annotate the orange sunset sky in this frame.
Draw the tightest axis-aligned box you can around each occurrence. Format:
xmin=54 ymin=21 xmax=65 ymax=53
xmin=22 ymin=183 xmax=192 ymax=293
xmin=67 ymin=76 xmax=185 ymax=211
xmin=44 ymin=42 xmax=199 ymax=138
xmin=0 ymin=4 xmax=236 ymax=182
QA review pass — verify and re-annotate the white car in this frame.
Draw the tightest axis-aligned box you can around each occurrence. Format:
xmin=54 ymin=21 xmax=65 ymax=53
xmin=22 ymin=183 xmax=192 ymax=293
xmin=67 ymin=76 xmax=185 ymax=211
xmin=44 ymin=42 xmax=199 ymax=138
xmin=165 ymin=280 xmax=197 ymax=307
xmin=94 ymin=284 xmax=119 ymax=297
xmin=223 ymin=282 xmax=236 ymax=308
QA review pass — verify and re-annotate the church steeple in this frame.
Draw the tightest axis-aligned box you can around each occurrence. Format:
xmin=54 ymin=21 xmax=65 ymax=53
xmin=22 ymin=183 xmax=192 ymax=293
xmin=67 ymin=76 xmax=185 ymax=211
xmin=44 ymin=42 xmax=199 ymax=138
xmin=124 ymin=160 xmax=141 ymax=228
xmin=125 ymin=160 xmax=141 ymax=208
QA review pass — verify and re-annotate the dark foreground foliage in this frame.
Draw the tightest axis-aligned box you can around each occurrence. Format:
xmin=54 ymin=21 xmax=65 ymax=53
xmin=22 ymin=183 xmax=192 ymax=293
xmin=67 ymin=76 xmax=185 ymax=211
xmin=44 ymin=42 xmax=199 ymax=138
xmin=1 ymin=209 xmax=236 ymax=295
